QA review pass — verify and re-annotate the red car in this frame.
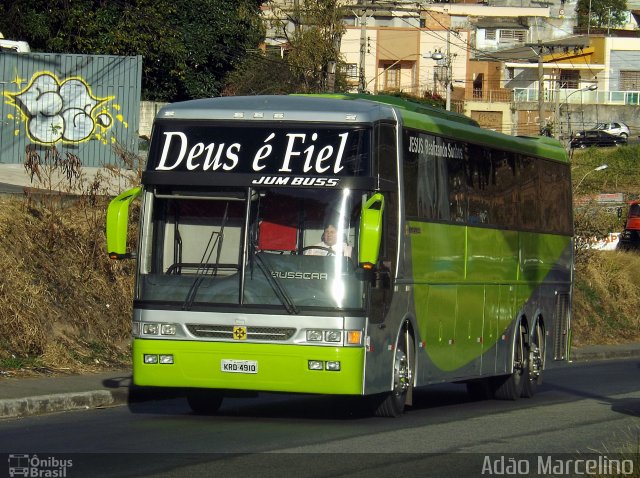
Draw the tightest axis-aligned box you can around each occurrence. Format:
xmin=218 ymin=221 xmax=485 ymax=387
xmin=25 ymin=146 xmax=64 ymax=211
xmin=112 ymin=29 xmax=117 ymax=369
xmin=618 ymin=201 xmax=640 ymax=250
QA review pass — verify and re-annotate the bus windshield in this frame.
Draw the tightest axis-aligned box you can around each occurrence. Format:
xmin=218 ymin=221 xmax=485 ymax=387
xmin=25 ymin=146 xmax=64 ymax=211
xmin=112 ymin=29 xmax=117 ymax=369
xmin=137 ymin=187 xmax=366 ymax=312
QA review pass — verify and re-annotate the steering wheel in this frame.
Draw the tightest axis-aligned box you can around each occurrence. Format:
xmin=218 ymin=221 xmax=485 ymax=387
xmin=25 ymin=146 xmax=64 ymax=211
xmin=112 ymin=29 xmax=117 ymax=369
xmin=301 ymin=245 xmax=335 ymax=255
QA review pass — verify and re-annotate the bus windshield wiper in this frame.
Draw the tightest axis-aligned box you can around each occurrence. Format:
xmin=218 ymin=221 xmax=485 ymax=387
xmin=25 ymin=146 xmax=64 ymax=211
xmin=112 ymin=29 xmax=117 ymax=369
xmin=254 ymin=253 xmax=299 ymax=315
xmin=183 ymin=203 xmax=229 ymax=310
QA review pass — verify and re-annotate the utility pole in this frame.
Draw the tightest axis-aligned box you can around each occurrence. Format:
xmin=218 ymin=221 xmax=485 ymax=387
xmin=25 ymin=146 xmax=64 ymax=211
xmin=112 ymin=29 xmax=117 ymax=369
xmin=358 ymin=7 xmax=368 ymax=93
xmin=554 ymin=81 xmax=562 ymax=140
xmin=293 ymin=0 xmax=300 ymax=34
xmin=447 ymin=30 xmax=453 ymax=111
xmin=431 ymin=29 xmax=455 ymax=111
xmin=538 ymin=41 xmax=545 ymax=134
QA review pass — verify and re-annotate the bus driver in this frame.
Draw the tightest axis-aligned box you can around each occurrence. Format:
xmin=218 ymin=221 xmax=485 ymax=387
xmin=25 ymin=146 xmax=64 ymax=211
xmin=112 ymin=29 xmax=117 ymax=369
xmin=305 ymin=222 xmax=353 ymax=257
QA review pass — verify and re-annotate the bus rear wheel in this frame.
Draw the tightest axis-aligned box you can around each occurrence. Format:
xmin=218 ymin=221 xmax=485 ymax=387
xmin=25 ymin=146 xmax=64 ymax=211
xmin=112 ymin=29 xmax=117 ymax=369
xmin=186 ymin=389 xmax=224 ymax=415
xmin=374 ymin=328 xmax=413 ymax=417
xmin=522 ymin=322 xmax=544 ymax=398
xmin=492 ymin=325 xmax=527 ymax=401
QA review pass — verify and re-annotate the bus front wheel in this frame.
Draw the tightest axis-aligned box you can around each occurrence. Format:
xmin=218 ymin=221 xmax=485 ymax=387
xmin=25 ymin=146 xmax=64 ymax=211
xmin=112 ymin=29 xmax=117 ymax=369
xmin=186 ymin=389 xmax=224 ymax=415
xmin=373 ymin=327 xmax=413 ymax=417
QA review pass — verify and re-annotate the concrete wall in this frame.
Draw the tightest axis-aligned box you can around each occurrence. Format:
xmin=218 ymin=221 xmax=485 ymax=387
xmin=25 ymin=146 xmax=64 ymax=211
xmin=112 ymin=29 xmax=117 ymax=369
xmin=139 ymin=101 xmax=167 ymax=139
xmin=513 ymin=103 xmax=640 ymax=137
xmin=561 ymin=104 xmax=640 ymax=137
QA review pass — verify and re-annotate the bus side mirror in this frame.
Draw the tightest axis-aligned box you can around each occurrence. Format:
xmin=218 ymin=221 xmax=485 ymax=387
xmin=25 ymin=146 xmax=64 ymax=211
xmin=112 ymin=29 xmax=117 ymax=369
xmin=358 ymin=193 xmax=385 ymax=270
xmin=106 ymin=186 xmax=141 ymax=260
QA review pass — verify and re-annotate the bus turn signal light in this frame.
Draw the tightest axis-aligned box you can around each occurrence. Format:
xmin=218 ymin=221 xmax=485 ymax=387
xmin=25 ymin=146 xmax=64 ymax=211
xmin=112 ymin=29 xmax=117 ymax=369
xmin=347 ymin=330 xmax=362 ymax=345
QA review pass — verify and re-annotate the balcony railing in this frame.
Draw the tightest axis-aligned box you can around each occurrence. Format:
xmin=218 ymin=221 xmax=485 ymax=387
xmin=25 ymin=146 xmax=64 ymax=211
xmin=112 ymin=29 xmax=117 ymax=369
xmin=467 ymin=89 xmax=513 ymax=102
xmin=513 ymin=88 xmax=640 ymax=105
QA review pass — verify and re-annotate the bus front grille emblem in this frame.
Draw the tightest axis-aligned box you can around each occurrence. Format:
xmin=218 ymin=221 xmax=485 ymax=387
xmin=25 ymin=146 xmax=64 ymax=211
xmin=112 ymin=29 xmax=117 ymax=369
xmin=233 ymin=326 xmax=247 ymax=340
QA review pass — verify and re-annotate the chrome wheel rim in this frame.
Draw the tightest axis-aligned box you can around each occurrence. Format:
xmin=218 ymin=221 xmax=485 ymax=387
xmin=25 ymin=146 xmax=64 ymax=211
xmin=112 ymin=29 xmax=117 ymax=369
xmin=393 ymin=347 xmax=411 ymax=397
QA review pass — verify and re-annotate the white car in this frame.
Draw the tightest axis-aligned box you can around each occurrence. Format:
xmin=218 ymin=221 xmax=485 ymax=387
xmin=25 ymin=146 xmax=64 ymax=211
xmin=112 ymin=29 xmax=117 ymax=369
xmin=594 ymin=122 xmax=630 ymax=138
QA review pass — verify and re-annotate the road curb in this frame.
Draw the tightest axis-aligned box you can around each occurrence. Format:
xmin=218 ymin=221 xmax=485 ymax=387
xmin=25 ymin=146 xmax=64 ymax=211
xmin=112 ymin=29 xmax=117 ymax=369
xmin=0 ymin=390 xmax=127 ymax=419
xmin=0 ymin=386 xmax=187 ymax=419
xmin=571 ymin=344 xmax=640 ymax=362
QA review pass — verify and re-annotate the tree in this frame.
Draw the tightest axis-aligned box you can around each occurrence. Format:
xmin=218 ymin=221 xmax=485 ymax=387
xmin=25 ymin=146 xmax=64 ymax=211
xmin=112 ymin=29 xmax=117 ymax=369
xmin=0 ymin=0 xmax=265 ymax=101
xmin=223 ymin=49 xmax=300 ymax=96
xmin=173 ymin=0 xmax=265 ymax=99
xmin=576 ymin=0 xmax=627 ymax=30
xmin=251 ymin=0 xmax=347 ymax=94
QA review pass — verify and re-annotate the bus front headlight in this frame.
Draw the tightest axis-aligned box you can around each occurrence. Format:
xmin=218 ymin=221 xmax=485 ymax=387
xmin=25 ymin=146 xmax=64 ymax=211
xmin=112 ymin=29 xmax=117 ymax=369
xmin=306 ymin=330 xmax=323 ymax=342
xmin=324 ymin=330 xmax=342 ymax=342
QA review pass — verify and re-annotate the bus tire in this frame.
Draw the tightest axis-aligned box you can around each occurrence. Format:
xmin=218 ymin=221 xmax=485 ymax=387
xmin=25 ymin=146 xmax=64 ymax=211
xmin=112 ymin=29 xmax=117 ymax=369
xmin=492 ymin=325 xmax=527 ymax=401
xmin=374 ymin=327 xmax=413 ymax=417
xmin=186 ymin=389 xmax=224 ymax=415
xmin=522 ymin=321 xmax=544 ymax=398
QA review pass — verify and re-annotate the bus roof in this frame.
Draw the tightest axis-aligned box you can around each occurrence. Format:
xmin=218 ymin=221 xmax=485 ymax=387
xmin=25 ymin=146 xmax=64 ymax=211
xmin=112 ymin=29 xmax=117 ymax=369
xmin=155 ymin=94 xmax=568 ymax=163
xmin=320 ymin=93 xmax=568 ymax=163
xmin=305 ymin=93 xmax=480 ymax=128
xmin=156 ymin=95 xmax=398 ymax=124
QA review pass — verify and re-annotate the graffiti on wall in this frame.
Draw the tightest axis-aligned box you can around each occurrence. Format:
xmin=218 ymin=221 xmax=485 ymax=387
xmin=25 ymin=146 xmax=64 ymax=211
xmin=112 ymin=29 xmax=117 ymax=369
xmin=4 ymin=71 xmax=128 ymax=146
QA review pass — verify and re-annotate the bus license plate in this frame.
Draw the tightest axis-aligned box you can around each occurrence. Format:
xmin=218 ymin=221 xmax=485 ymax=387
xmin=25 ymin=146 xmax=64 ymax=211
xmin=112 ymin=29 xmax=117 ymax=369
xmin=221 ymin=359 xmax=258 ymax=374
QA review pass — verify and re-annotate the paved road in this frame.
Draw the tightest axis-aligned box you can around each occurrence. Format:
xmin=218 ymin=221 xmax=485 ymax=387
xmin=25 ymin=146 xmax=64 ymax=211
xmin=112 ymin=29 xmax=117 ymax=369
xmin=0 ymin=359 xmax=638 ymax=477
xmin=0 ymin=182 xmax=28 ymax=194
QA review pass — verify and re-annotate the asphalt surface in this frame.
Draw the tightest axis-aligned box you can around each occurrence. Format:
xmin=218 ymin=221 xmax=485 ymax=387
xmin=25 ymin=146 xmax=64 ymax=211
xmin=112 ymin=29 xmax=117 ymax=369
xmin=1 ymin=343 xmax=639 ymax=419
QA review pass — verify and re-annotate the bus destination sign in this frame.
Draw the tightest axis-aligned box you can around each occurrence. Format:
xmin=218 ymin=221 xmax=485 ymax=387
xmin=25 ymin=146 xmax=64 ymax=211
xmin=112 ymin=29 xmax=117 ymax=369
xmin=147 ymin=125 xmax=371 ymax=187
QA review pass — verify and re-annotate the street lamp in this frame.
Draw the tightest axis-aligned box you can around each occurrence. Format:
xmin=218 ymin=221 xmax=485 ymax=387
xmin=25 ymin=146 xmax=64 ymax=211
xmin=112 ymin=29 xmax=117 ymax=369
xmin=556 ymin=84 xmax=598 ymax=140
xmin=430 ymin=29 xmax=455 ymax=112
xmin=431 ymin=50 xmax=449 ymax=111
xmin=573 ymin=164 xmax=608 ymax=192
xmin=431 ymin=50 xmax=453 ymax=111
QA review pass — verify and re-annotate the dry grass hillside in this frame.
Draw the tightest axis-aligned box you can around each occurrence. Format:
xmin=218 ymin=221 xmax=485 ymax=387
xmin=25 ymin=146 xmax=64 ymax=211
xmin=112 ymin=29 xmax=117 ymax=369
xmin=572 ymin=252 xmax=640 ymax=346
xmin=0 ymin=143 xmax=639 ymax=375
xmin=0 ymin=195 xmax=135 ymax=375
xmin=570 ymin=143 xmax=640 ymax=346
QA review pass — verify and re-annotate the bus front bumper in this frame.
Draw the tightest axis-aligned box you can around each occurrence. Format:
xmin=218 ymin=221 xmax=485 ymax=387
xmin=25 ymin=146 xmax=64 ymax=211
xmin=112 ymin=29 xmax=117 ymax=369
xmin=132 ymin=339 xmax=365 ymax=395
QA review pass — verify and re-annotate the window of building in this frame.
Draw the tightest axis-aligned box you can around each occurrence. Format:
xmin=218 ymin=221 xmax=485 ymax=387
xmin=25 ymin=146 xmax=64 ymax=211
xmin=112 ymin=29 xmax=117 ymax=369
xmin=485 ymin=29 xmax=496 ymax=40
xmin=505 ymin=67 xmax=514 ymax=80
xmin=345 ymin=63 xmax=359 ymax=79
xmin=559 ymin=70 xmax=580 ymax=89
xmin=499 ymin=29 xmax=526 ymax=43
xmin=620 ymin=71 xmax=640 ymax=90
xmin=383 ymin=63 xmax=401 ymax=90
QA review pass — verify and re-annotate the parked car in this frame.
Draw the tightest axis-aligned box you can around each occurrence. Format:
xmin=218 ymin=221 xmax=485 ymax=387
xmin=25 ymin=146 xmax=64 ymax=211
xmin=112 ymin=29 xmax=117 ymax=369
xmin=570 ymin=130 xmax=627 ymax=149
xmin=594 ymin=121 xmax=630 ymax=138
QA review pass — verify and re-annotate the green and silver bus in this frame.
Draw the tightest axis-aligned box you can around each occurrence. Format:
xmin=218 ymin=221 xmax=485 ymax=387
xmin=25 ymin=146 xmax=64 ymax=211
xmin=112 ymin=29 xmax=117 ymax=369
xmin=107 ymin=94 xmax=573 ymax=417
